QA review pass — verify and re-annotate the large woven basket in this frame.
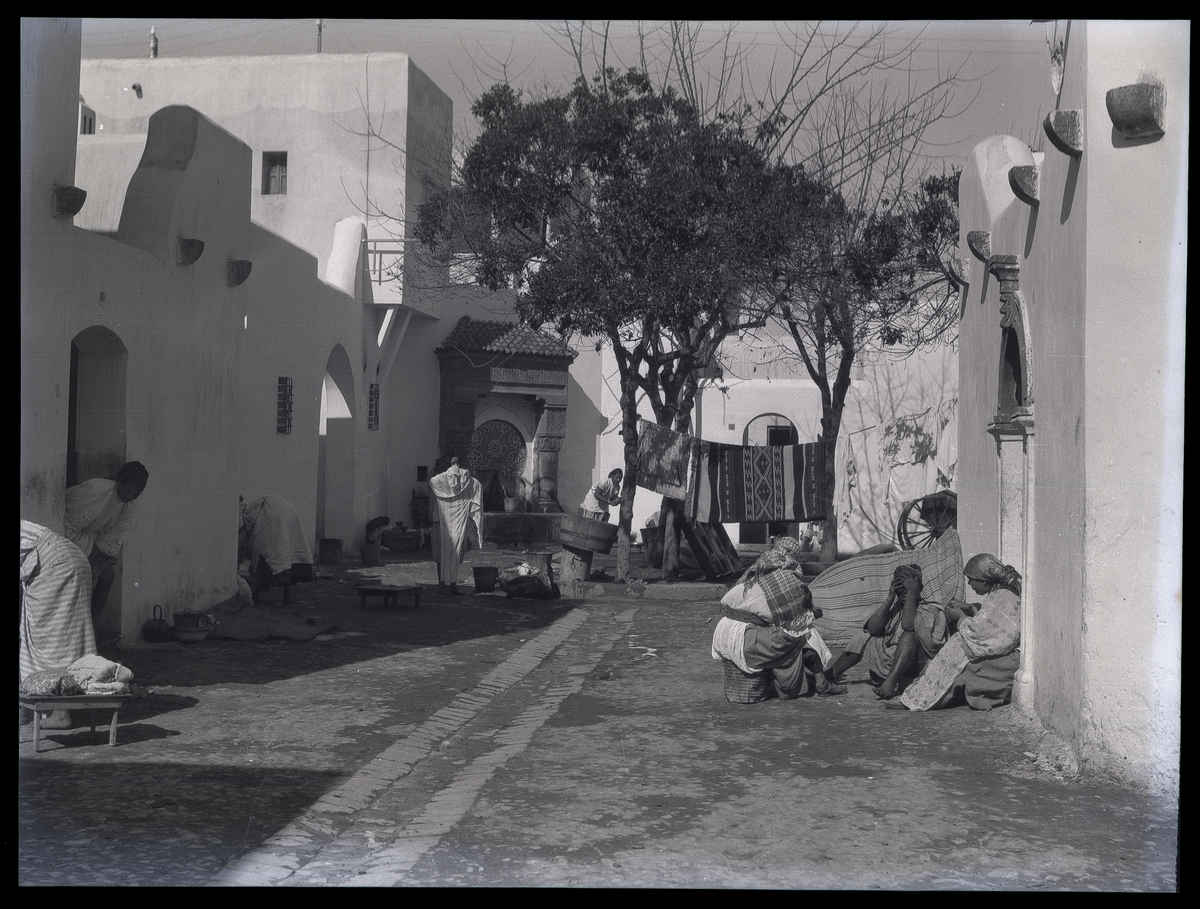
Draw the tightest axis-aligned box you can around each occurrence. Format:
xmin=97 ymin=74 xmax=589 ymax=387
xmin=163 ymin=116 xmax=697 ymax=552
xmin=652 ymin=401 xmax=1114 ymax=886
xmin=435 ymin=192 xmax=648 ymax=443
xmin=722 ymin=659 xmax=772 ymax=704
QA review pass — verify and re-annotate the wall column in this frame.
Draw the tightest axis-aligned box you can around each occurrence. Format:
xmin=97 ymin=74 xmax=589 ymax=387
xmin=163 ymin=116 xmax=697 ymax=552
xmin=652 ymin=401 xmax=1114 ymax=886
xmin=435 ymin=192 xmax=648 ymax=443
xmin=988 ymin=413 xmax=1036 ymax=710
xmin=533 ymin=404 xmax=566 ymax=512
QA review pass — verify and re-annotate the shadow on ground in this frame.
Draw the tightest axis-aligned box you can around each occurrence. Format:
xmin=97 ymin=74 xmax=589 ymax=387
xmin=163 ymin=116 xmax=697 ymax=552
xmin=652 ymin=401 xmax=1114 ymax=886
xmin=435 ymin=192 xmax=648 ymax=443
xmin=19 ymin=759 xmax=345 ymax=886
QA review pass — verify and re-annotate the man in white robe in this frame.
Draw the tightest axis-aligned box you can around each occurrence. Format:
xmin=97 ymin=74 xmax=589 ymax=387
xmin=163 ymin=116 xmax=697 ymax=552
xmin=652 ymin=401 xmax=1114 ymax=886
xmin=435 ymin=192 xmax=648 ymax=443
xmin=428 ymin=456 xmax=483 ymax=595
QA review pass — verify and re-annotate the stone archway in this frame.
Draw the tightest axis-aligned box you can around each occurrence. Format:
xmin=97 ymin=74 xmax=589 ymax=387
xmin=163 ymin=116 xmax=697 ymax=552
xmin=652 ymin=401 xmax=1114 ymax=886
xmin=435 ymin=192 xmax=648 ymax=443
xmin=317 ymin=344 xmax=356 ymax=544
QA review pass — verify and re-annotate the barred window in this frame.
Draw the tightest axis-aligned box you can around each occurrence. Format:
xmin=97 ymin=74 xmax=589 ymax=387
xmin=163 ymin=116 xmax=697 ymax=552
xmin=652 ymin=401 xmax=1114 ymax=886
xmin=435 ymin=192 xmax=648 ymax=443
xmin=277 ymin=377 xmax=293 ymax=434
xmin=368 ymin=383 xmax=380 ymax=431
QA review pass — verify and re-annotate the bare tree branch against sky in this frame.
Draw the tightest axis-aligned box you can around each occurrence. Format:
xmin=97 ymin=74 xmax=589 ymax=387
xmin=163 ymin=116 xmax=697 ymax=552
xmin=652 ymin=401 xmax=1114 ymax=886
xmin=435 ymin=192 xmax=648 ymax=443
xmin=77 ymin=19 xmax=1058 ymax=168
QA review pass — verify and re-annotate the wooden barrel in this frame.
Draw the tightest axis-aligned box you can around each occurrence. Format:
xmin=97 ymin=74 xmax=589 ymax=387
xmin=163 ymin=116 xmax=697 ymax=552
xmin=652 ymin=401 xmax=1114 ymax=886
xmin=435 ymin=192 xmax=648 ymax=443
xmin=559 ymin=513 xmax=619 ymax=554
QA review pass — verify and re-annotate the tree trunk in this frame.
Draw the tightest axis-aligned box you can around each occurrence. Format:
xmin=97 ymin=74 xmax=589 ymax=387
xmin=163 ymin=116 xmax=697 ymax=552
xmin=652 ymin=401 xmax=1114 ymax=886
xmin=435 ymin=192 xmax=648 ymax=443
xmin=819 ymin=431 xmax=840 ymax=561
xmin=615 ymin=372 xmax=643 ymax=582
xmin=659 ymin=499 xmax=683 ymax=580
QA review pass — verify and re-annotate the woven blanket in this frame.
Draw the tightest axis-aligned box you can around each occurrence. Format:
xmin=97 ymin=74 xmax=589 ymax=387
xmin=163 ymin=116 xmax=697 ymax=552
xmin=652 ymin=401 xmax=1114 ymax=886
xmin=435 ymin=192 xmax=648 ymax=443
xmin=689 ymin=438 xmax=827 ymax=523
xmin=807 ymin=529 xmax=965 ymax=648
xmin=635 ymin=419 xmax=694 ymax=500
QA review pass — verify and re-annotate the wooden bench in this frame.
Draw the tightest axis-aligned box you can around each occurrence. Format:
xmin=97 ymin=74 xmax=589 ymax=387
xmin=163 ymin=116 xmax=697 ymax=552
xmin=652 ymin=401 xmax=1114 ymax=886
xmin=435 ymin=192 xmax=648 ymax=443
xmin=20 ymin=694 xmax=131 ymax=753
xmin=357 ymin=584 xmax=422 ymax=610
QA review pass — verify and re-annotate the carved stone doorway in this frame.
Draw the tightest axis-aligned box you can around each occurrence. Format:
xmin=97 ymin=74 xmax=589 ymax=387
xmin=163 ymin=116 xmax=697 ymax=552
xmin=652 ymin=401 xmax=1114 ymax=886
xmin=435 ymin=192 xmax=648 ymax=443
xmin=469 ymin=418 xmax=529 ymax=512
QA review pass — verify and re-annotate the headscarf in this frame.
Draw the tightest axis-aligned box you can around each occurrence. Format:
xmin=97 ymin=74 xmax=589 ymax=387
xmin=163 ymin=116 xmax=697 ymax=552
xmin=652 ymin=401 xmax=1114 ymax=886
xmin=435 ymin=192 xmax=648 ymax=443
xmin=739 ymin=535 xmax=804 ymax=592
xmin=963 ymin=553 xmax=1022 ymax=596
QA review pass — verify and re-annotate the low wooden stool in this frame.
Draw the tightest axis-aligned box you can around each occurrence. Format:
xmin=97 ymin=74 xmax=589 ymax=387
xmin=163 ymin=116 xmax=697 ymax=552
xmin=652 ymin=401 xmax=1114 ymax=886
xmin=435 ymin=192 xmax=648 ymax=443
xmin=357 ymin=584 xmax=422 ymax=610
xmin=20 ymin=694 xmax=131 ymax=753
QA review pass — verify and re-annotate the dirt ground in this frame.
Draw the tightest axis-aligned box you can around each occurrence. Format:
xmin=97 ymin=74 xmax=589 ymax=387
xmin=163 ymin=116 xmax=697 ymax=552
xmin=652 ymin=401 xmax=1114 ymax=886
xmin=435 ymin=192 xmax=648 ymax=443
xmin=18 ymin=545 xmax=1180 ymax=889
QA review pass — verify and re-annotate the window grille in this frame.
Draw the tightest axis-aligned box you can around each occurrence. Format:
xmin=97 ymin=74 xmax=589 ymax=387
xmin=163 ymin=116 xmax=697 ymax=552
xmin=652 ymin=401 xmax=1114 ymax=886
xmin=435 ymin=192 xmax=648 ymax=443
xmin=368 ymin=383 xmax=380 ymax=431
xmin=277 ymin=377 xmax=293 ymax=434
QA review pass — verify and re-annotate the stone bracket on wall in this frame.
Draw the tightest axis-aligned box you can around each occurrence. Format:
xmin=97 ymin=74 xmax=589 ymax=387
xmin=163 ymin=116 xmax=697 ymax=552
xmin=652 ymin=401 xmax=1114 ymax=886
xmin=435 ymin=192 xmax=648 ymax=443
xmin=967 ymin=231 xmax=992 ymax=262
xmin=226 ymin=259 xmax=253 ymax=287
xmin=1008 ymin=165 xmax=1040 ymax=205
xmin=1043 ymin=109 xmax=1084 ymax=157
xmin=1105 ymin=81 xmax=1166 ymax=141
xmin=53 ymin=184 xmax=87 ymax=220
xmin=177 ymin=237 xmax=205 ymax=266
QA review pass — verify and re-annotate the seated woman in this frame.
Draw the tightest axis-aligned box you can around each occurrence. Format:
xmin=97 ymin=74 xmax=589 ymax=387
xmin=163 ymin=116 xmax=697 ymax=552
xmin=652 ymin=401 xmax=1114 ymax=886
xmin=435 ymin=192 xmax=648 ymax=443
xmin=823 ymin=564 xmax=950 ymax=699
xmin=711 ymin=536 xmax=846 ymax=701
xmin=20 ymin=520 xmax=97 ymax=729
xmin=895 ymin=553 xmax=1022 ymax=711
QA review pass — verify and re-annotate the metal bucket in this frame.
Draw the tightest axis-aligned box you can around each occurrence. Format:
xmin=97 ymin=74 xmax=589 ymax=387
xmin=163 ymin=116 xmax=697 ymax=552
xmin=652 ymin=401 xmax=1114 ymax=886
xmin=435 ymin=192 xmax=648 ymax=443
xmin=318 ymin=538 xmax=343 ymax=564
xmin=473 ymin=566 xmax=499 ymax=593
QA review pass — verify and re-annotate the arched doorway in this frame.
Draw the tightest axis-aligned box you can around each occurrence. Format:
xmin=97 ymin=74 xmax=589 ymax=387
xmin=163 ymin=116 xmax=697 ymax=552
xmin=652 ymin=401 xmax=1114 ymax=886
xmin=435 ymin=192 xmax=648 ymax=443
xmin=66 ymin=326 xmax=128 ymax=635
xmin=67 ymin=327 xmax=128 ymax=487
xmin=469 ymin=418 xmax=529 ymax=512
xmin=317 ymin=345 xmax=356 ymax=545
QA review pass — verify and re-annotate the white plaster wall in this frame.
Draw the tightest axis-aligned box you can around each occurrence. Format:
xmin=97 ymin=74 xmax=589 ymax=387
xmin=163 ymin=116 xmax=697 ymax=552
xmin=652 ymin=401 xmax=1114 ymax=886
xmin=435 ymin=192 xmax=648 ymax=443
xmin=956 ymin=21 xmax=1183 ymax=797
xmin=78 ymin=53 xmax=452 ymax=309
xmin=21 ymin=18 xmax=85 ymax=527
xmin=24 ymin=28 xmax=384 ymax=642
xmin=1077 ymin=20 xmax=1185 ymax=796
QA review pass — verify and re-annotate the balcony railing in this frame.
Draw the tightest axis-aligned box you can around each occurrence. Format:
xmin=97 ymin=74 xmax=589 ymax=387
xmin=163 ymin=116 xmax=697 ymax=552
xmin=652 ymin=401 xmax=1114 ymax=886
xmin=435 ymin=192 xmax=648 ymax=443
xmin=366 ymin=238 xmax=405 ymax=287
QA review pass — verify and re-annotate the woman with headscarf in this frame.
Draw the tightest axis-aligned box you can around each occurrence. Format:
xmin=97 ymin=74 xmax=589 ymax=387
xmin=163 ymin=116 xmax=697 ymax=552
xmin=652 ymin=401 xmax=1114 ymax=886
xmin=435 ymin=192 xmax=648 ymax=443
xmin=711 ymin=536 xmax=846 ymax=700
xmin=896 ymin=553 xmax=1022 ymax=711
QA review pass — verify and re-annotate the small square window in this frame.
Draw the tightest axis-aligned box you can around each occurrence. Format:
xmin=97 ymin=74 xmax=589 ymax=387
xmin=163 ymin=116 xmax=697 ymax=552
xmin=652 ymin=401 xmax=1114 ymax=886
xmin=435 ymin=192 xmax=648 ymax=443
xmin=262 ymin=151 xmax=288 ymax=195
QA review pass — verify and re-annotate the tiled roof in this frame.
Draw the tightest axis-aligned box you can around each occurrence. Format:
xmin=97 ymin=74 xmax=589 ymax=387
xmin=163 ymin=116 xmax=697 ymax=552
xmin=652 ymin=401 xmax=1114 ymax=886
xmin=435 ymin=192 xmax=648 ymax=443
xmin=436 ymin=317 xmax=577 ymax=360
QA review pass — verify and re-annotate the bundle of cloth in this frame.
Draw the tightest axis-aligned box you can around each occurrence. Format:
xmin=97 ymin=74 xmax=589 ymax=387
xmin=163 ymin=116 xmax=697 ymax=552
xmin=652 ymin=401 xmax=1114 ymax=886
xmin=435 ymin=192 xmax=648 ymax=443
xmin=21 ymin=654 xmax=140 ymax=698
xmin=710 ymin=536 xmax=840 ymax=700
xmin=239 ymin=496 xmax=314 ymax=589
xmin=498 ymin=563 xmax=559 ymax=599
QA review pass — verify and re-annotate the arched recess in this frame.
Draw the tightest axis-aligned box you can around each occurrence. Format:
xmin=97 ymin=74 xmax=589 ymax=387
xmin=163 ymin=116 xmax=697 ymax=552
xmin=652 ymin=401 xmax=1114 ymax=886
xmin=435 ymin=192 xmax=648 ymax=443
xmin=740 ymin=413 xmax=799 ymax=544
xmin=67 ymin=326 xmax=128 ymax=636
xmin=316 ymin=344 xmax=357 ymax=544
xmin=997 ymin=291 xmax=1034 ymax=419
xmin=469 ymin=418 xmax=530 ymax=512
xmin=67 ymin=326 xmax=128 ymax=487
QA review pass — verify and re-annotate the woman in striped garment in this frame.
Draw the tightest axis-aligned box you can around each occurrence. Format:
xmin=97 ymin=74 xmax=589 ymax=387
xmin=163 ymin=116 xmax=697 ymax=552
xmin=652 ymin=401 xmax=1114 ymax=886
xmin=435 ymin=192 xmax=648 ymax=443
xmin=20 ymin=521 xmax=97 ymax=728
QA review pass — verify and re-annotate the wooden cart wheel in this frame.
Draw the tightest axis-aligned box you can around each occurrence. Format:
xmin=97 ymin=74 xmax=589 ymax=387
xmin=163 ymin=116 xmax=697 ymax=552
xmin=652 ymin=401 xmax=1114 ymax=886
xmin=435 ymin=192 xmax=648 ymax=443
xmin=897 ymin=491 xmax=958 ymax=550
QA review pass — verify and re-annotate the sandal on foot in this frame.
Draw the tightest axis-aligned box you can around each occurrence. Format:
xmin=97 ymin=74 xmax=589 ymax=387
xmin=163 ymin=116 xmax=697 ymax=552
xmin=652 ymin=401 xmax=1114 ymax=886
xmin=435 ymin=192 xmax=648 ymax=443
xmin=816 ymin=683 xmax=848 ymax=697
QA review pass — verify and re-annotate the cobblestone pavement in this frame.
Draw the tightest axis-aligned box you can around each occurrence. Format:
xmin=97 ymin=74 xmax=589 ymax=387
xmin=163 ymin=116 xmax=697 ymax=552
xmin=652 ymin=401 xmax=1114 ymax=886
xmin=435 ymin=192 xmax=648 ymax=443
xmin=18 ymin=550 xmax=1179 ymax=889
